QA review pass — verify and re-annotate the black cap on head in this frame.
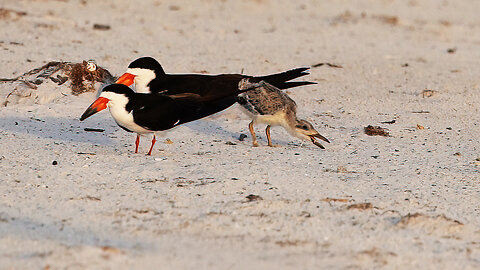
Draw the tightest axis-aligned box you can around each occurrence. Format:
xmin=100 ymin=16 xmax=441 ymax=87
xmin=128 ymin=57 xmax=165 ymax=75
xmin=101 ymin=84 xmax=135 ymax=96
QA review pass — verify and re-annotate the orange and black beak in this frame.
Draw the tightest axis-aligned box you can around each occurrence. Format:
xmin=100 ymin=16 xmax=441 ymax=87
xmin=80 ymin=97 xmax=109 ymax=121
xmin=115 ymin=73 xmax=135 ymax=86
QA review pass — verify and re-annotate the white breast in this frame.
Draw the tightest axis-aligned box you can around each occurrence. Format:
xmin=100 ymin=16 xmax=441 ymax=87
xmin=253 ymin=111 xmax=290 ymax=127
xmin=109 ymin=106 xmax=151 ymax=134
xmin=101 ymin=91 xmax=151 ymax=134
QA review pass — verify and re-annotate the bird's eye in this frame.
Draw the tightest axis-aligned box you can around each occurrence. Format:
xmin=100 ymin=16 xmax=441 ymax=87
xmin=296 ymin=124 xmax=309 ymax=130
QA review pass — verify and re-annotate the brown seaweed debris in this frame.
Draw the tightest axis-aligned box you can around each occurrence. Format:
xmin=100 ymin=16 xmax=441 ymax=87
xmin=0 ymin=60 xmax=114 ymax=96
xmin=364 ymin=125 xmax=390 ymax=137
xmin=68 ymin=60 xmax=114 ymax=95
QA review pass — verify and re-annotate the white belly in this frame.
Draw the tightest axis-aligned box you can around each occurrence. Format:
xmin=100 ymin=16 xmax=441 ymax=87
xmin=251 ymin=110 xmax=290 ymax=127
xmin=239 ymin=106 xmax=290 ymax=127
xmin=109 ymin=106 xmax=151 ymax=134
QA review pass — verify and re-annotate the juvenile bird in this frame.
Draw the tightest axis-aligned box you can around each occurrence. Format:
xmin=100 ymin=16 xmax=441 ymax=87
xmin=237 ymin=79 xmax=329 ymax=148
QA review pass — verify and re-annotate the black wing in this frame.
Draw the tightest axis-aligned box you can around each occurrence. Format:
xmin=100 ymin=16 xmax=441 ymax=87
xmin=129 ymin=92 xmax=238 ymax=131
xmin=148 ymin=67 xmax=315 ymax=96
xmin=149 ymin=74 xmax=244 ymax=97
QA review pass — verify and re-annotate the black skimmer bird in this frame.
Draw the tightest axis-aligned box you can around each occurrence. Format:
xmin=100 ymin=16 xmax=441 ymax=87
xmin=115 ymin=57 xmax=316 ymax=98
xmin=80 ymin=83 xmax=256 ymax=155
xmin=237 ymin=79 xmax=330 ymax=148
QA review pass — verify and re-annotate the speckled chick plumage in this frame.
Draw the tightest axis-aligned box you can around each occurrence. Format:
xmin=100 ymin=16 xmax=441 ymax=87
xmin=237 ymin=79 xmax=329 ymax=148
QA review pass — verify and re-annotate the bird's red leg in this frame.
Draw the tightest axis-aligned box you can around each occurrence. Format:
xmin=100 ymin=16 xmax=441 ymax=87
xmin=147 ymin=135 xmax=156 ymax=155
xmin=135 ymin=135 xmax=140 ymax=153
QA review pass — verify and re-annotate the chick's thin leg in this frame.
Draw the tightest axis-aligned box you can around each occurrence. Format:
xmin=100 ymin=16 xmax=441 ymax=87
xmin=249 ymin=121 xmax=259 ymax=147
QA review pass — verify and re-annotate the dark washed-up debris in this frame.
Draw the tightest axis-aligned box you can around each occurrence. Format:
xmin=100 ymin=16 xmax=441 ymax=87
xmin=84 ymin=128 xmax=105 ymax=132
xmin=93 ymin=24 xmax=111 ymax=30
xmin=0 ymin=60 xmax=115 ymax=98
xmin=312 ymin=62 xmax=343 ymax=68
xmin=364 ymin=125 xmax=390 ymax=136
xmin=245 ymin=194 xmax=263 ymax=202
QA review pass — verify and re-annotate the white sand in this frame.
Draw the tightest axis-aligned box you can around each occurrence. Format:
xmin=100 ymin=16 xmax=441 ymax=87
xmin=1 ymin=0 xmax=480 ymax=269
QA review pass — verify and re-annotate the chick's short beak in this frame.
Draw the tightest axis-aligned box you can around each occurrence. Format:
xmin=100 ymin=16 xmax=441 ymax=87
xmin=309 ymin=133 xmax=330 ymax=149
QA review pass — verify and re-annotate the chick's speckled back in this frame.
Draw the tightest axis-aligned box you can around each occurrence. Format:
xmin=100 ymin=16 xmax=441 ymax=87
xmin=237 ymin=80 xmax=297 ymax=116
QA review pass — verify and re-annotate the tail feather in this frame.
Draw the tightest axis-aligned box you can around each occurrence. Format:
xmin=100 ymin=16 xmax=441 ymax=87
xmin=251 ymin=67 xmax=315 ymax=89
xmin=271 ymin=81 xmax=317 ymax=89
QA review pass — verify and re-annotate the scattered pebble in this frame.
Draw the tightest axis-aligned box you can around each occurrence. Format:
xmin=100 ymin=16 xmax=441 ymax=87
xmin=245 ymin=194 xmax=263 ymax=202
xmin=422 ymin=89 xmax=436 ymax=98
xmin=447 ymin=47 xmax=457 ymax=54
xmin=381 ymin=119 xmax=396 ymax=124
xmin=238 ymin=134 xmax=247 ymax=141
xmin=84 ymin=128 xmax=104 ymax=132
xmin=93 ymin=24 xmax=111 ymax=30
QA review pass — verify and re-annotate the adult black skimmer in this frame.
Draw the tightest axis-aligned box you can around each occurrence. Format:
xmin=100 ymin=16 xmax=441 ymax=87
xmin=237 ymin=79 xmax=330 ymax=148
xmin=115 ymin=57 xmax=316 ymax=99
xmin=80 ymin=83 xmax=255 ymax=155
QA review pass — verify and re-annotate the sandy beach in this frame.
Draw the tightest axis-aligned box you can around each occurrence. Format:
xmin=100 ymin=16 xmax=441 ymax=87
xmin=1 ymin=0 xmax=480 ymax=269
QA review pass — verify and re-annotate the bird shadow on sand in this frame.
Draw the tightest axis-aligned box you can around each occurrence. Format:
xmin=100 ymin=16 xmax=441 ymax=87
xmin=0 ymin=115 xmax=115 ymax=146
xmin=183 ymin=118 xmax=296 ymax=147
xmin=182 ymin=119 xmax=240 ymax=141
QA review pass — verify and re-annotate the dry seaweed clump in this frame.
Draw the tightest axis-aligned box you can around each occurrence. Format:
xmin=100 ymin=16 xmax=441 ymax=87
xmin=364 ymin=125 xmax=390 ymax=137
xmin=0 ymin=60 xmax=115 ymax=106
xmin=68 ymin=60 xmax=114 ymax=95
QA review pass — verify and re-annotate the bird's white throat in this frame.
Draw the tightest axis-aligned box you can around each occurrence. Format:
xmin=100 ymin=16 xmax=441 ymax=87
xmin=127 ymin=67 xmax=156 ymax=93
